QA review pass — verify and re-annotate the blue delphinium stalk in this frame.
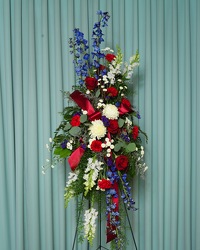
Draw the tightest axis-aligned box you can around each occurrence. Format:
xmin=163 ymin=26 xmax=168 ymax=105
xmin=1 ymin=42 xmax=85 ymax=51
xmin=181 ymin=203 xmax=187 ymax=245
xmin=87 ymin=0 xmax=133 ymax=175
xmin=106 ymin=158 xmax=120 ymax=183
xmin=91 ymin=11 xmax=110 ymax=67
xmin=120 ymin=173 xmax=137 ymax=210
xmin=69 ymin=11 xmax=110 ymax=84
xmin=105 ymin=158 xmax=122 ymax=248
xmin=69 ymin=28 xmax=90 ymax=84
xmin=105 ymin=189 xmax=121 ymax=237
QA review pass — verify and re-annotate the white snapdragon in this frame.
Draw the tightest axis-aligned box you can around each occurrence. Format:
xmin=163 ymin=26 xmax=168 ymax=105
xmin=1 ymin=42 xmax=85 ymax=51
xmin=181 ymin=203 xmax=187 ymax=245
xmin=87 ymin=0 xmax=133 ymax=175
xmin=83 ymin=158 xmax=103 ymax=196
xmin=105 ymin=60 xmax=122 ymax=84
xmin=64 ymin=171 xmax=79 ymax=207
xmin=66 ymin=171 xmax=79 ymax=187
xmin=123 ymin=56 xmax=140 ymax=79
xmin=84 ymin=208 xmax=98 ymax=244
xmin=107 ymin=71 xmax=115 ymax=84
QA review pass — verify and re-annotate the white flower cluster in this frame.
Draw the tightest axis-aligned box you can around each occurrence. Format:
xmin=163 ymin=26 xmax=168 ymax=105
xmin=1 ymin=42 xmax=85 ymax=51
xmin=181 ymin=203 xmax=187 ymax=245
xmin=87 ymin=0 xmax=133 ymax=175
xmin=102 ymin=104 xmax=119 ymax=120
xmin=84 ymin=208 xmax=98 ymax=244
xmin=82 ymin=109 xmax=88 ymax=115
xmin=42 ymin=138 xmax=56 ymax=174
xmin=123 ymin=55 xmax=139 ymax=79
xmin=107 ymin=61 xmax=122 ymax=84
xmin=99 ymin=77 xmax=108 ymax=92
xmin=83 ymin=158 xmax=103 ymax=196
xmin=88 ymin=120 xmax=107 ymax=139
xmin=101 ymin=62 xmax=121 ymax=85
xmin=136 ymin=146 xmax=145 ymax=159
xmin=96 ymin=99 xmax=105 ymax=109
xmin=101 ymin=47 xmax=114 ymax=53
xmin=101 ymin=138 xmax=114 ymax=157
xmin=66 ymin=139 xmax=74 ymax=150
xmin=66 ymin=171 xmax=78 ymax=188
xmin=45 ymin=137 xmax=53 ymax=152
xmin=125 ymin=117 xmax=133 ymax=127
xmin=64 ymin=171 xmax=79 ymax=207
xmin=135 ymin=146 xmax=148 ymax=178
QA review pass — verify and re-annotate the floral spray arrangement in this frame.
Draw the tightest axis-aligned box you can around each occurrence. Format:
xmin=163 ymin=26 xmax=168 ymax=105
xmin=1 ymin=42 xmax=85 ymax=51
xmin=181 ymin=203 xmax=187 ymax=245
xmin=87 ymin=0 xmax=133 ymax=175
xmin=43 ymin=10 xmax=148 ymax=250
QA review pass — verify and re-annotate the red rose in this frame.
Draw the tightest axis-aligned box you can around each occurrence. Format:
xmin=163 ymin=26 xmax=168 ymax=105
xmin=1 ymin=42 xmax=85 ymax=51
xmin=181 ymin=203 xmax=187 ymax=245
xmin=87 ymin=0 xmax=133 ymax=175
xmin=107 ymin=120 xmax=119 ymax=134
xmin=119 ymin=98 xmax=132 ymax=115
xmin=90 ymin=140 xmax=102 ymax=152
xmin=85 ymin=77 xmax=98 ymax=90
xmin=98 ymin=179 xmax=112 ymax=189
xmin=107 ymin=87 xmax=118 ymax=97
xmin=115 ymin=155 xmax=129 ymax=171
xmin=132 ymin=126 xmax=139 ymax=140
xmin=105 ymin=53 xmax=116 ymax=62
xmin=70 ymin=115 xmax=81 ymax=126
xmin=121 ymin=98 xmax=131 ymax=109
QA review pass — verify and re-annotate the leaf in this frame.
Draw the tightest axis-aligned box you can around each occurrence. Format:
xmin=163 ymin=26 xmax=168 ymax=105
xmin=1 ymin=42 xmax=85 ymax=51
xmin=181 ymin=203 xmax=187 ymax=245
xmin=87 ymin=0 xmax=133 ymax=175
xmin=125 ymin=143 xmax=136 ymax=153
xmin=114 ymin=143 xmax=122 ymax=152
xmin=95 ymin=89 xmax=101 ymax=97
xmin=64 ymin=123 xmax=71 ymax=131
xmin=60 ymin=148 xmax=71 ymax=158
xmin=69 ymin=126 xmax=81 ymax=136
xmin=54 ymin=147 xmax=63 ymax=155
xmin=80 ymin=114 xmax=87 ymax=123
xmin=118 ymin=118 xmax=125 ymax=128
xmin=54 ymin=147 xmax=71 ymax=158
xmin=64 ymin=114 xmax=73 ymax=121
xmin=53 ymin=134 xmax=66 ymax=143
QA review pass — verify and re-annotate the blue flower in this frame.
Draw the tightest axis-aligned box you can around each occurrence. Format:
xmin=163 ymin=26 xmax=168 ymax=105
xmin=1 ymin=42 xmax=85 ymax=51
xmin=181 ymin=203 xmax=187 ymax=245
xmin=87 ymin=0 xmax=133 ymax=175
xmin=120 ymin=173 xmax=137 ymax=210
xmin=115 ymin=102 xmax=121 ymax=107
xmin=81 ymin=144 xmax=87 ymax=150
xmin=101 ymin=116 xmax=110 ymax=127
xmin=121 ymin=133 xmax=130 ymax=142
xmin=61 ymin=139 xmax=68 ymax=149
xmin=97 ymin=10 xmax=103 ymax=15
xmin=137 ymin=112 xmax=141 ymax=119
xmin=83 ymin=53 xmax=90 ymax=60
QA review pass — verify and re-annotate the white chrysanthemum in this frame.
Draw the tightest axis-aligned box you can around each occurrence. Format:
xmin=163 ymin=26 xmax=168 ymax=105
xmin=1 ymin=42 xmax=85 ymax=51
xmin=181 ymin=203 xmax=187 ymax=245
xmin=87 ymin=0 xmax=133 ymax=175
xmin=88 ymin=120 xmax=107 ymax=139
xmin=102 ymin=104 xmax=119 ymax=120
